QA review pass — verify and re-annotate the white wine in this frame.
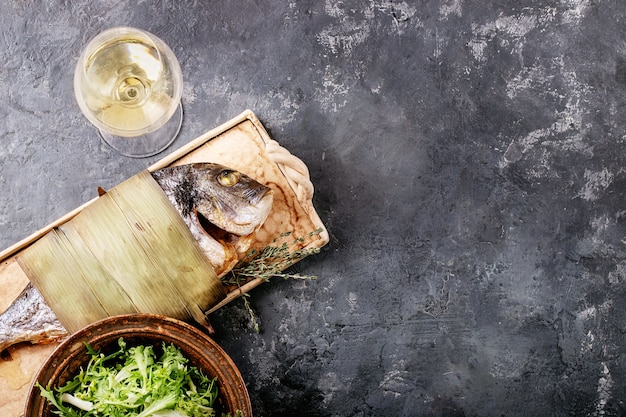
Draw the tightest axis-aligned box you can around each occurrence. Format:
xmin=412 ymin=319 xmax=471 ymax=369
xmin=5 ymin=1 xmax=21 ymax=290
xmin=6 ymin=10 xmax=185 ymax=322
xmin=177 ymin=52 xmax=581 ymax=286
xmin=83 ymin=39 xmax=169 ymax=133
xmin=74 ymin=27 xmax=184 ymax=156
xmin=75 ymin=28 xmax=183 ymax=138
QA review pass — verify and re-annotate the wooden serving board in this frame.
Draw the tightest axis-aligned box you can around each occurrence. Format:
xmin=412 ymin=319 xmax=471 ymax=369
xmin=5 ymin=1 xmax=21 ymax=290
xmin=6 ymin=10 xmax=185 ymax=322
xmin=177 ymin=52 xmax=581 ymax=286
xmin=0 ymin=110 xmax=328 ymax=417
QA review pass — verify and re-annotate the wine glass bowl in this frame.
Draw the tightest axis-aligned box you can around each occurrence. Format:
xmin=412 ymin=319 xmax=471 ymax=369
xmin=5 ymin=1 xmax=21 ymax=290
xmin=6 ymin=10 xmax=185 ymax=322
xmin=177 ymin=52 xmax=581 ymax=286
xmin=74 ymin=27 xmax=183 ymax=157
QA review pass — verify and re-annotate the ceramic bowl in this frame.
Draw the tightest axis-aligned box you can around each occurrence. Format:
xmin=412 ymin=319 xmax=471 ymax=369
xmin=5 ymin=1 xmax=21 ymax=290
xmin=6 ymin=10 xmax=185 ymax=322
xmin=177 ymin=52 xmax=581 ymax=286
xmin=24 ymin=313 xmax=252 ymax=417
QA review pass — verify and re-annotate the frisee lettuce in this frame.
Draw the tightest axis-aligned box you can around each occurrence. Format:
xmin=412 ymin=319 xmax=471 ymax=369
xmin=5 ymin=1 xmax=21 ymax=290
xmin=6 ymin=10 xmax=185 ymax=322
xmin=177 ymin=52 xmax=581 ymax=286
xmin=37 ymin=337 xmax=238 ymax=417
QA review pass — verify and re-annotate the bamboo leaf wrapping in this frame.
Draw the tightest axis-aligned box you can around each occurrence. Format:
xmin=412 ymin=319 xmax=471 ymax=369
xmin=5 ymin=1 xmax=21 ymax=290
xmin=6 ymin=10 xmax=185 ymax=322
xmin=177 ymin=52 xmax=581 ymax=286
xmin=17 ymin=170 xmax=225 ymax=333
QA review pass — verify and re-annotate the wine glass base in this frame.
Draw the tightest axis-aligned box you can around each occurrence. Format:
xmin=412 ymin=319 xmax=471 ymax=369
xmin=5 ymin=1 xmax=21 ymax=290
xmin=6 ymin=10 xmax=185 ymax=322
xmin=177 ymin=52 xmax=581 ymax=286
xmin=98 ymin=102 xmax=183 ymax=158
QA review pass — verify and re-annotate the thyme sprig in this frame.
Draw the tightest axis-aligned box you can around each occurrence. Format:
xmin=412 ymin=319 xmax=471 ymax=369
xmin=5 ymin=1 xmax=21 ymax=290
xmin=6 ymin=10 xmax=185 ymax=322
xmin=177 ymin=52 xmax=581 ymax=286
xmin=223 ymin=228 xmax=323 ymax=286
xmin=221 ymin=228 xmax=324 ymax=332
xmin=240 ymin=293 xmax=260 ymax=334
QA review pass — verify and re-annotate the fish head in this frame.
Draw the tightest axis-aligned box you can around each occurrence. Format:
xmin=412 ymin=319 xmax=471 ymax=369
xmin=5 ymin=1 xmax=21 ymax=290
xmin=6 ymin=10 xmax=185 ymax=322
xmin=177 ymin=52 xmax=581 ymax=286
xmin=191 ymin=163 xmax=274 ymax=236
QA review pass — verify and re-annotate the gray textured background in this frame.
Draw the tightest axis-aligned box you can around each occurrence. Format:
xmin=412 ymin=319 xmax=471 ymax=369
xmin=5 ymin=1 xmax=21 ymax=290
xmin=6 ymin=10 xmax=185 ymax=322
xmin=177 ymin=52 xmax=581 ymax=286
xmin=2 ymin=1 xmax=626 ymax=416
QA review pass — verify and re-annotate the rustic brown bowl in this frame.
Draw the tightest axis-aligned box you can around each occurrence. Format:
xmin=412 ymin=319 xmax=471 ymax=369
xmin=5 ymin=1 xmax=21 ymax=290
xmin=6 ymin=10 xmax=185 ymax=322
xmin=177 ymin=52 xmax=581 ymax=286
xmin=24 ymin=314 xmax=252 ymax=417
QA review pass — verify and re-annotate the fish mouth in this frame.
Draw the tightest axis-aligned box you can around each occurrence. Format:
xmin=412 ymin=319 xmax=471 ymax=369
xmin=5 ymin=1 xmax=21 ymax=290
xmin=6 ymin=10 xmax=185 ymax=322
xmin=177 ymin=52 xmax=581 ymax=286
xmin=197 ymin=190 xmax=274 ymax=239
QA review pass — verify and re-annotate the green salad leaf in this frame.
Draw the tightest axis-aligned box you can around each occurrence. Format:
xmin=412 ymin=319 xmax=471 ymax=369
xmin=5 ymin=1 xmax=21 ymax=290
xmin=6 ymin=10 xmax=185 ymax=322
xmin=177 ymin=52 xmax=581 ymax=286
xmin=37 ymin=337 xmax=236 ymax=417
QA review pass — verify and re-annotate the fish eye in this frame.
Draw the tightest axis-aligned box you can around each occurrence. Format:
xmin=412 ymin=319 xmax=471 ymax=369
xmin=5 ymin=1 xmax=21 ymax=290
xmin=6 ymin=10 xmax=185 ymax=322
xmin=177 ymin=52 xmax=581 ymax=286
xmin=217 ymin=170 xmax=241 ymax=187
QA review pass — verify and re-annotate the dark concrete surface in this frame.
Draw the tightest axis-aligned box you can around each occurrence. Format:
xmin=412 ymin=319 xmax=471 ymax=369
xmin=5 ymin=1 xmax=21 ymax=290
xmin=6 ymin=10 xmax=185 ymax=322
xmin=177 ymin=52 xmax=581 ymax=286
xmin=2 ymin=1 xmax=626 ymax=416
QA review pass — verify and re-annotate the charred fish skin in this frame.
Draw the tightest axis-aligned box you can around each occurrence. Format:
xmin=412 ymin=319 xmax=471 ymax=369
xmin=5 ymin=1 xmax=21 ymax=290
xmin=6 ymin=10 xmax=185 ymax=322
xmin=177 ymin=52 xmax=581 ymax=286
xmin=0 ymin=283 xmax=68 ymax=353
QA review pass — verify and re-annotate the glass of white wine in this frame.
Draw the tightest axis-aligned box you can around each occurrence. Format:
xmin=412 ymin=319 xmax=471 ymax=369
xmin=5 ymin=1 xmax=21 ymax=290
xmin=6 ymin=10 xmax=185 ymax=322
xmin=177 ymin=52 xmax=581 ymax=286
xmin=74 ymin=27 xmax=183 ymax=158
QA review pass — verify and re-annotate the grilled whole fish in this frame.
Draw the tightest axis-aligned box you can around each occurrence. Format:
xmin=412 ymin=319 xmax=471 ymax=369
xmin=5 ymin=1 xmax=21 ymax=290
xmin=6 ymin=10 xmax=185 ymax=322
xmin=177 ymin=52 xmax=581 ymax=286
xmin=0 ymin=163 xmax=273 ymax=352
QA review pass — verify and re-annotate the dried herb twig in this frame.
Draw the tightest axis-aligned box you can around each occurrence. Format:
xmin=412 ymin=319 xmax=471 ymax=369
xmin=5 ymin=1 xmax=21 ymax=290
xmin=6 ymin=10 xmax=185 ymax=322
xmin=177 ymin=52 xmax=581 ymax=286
xmin=223 ymin=228 xmax=323 ymax=286
xmin=222 ymin=229 xmax=323 ymax=332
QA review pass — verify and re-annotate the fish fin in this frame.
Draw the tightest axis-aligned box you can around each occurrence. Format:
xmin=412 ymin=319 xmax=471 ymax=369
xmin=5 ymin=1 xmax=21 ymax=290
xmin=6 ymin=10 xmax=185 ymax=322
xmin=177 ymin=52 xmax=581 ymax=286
xmin=190 ymin=209 xmax=239 ymax=277
xmin=233 ymin=233 xmax=256 ymax=258
xmin=0 ymin=283 xmax=68 ymax=354
xmin=215 ymin=244 xmax=238 ymax=278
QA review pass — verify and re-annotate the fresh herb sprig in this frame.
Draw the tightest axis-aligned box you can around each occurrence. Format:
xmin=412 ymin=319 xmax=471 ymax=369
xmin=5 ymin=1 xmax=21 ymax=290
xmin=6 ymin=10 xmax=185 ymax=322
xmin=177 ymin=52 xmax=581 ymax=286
xmin=222 ymin=229 xmax=324 ymax=332
xmin=223 ymin=228 xmax=323 ymax=286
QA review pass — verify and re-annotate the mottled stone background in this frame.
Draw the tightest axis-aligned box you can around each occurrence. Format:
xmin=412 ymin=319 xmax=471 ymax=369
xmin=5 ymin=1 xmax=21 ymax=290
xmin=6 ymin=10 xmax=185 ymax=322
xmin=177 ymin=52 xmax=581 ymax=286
xmin=2 ymin=1 xmax=626 ymax=416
